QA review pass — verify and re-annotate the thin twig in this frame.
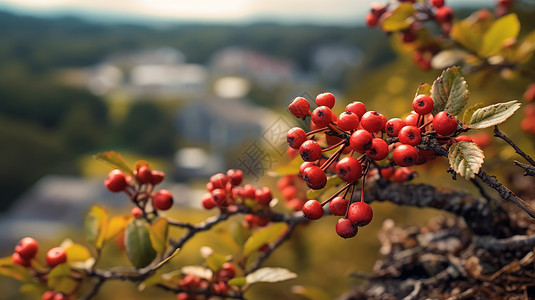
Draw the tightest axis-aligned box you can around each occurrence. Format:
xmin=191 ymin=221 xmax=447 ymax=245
xmin=494 ymin=126 xmax=535 ymax=166
xmin=514 ymin=161 xmax=535 ymax=176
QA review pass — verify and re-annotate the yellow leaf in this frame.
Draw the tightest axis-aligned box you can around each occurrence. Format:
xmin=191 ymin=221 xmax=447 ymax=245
xmin=480 ymin=14 xmax=520 ymax=57
xmin=105 ymin=215 xmax=130 ymax=241
xmin=149 ymin=218 xmax=169 ymax=254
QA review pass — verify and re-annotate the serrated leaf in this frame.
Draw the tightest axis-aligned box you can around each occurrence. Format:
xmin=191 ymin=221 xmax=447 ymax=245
xmin=205 ymin=253 xmax=228 ymax=272
xmin=415 ymin=83 xmax=432 ymax=98
xmin=181 ymin=266 xmax=213 ymax=280
xmin=381 ymin=3 xmax=414 ymax=32
xmin=292 ymin=285 xmax=332 ymax=300
xmin=149 ymin=218 xmax=168 ymax=254
xmin=480 ymin=14 xmax=520 ymax=57
xmin=243 ymin=223 xmax=288 ymax=257
xmin=85 ymin=205 xmax=108 ymax=249
xmin=93 ymin=151 xmax=134 ymax=177
xmin=462 ymin=103 xmax=484 ymax=125
xmin=0 ymin=256 xmax=33 ymax=282
xmin=228 ymin=277 xmax=247 ymax=287
xmin=246 ymin=267 xmax=297 ymax=284
xmin=468 ymin=100 xmax=521 ymax=129
xmin=306 ymin=175 xmax=344 ymax=200
xmin=449 ymin=142 xmax=485 ymax=179
xmin=105 ymin=215 xmax=130 ymax=241
xmin=431 ymin=67 xmax=469 ymax=116
xmin=125 ymin=219 xmax=157 ymax=268
xmin=47 ymin=263 xmax=77 ymax=293
xmin=431 ymin=49 xmax=470 ymax=69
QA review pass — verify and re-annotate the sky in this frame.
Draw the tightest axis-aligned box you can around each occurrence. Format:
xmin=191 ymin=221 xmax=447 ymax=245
xmin=0 ymin=0 xmax=492 ymax=26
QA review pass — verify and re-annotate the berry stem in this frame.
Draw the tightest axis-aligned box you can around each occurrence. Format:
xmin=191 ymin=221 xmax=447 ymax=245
xmin=306 ymin=127 xmax=329 ymax=137
xmin=419 ymin=118 xmax=434 ymax=132
xmin=320 ymin=182 xmax=352 ymax=207
xmin=322 ymin=139 xmax=346 ymax=152
xmin=320 ymin=144 xmax=346 ymax=171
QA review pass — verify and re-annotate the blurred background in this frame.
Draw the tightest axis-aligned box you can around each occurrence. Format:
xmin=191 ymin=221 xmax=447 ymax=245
xmin=1 ymin=0 xmax=535 ymax=299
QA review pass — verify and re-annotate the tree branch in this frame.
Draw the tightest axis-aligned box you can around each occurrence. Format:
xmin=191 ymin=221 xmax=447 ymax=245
xmin=514 ymin=160 xmax=535 ymax=176
xmin=493 ymin=125 xmax=535 ymax=166
xmin=474 ymin=234 xmax=535 ymax=251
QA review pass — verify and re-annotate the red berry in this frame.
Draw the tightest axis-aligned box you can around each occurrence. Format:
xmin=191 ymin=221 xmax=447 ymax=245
xmin=210 ymin=173 xmax=228 ymax=189
xmin=360 ymin=111 xmax=385 ymax=133
xmin=365 ymin=12 xmax=379 ymax=27
xmin=179 ymin=274 xmax=201 ymax=290
xmin=242 ymin=184 xmax=256 ymax=199
xmin=277 ymin=175 xmax=294 ymax=190
xmin=299 ymin=140 xmax=322 ymax=162
xmin=431 ymin=0 xmax=445 ymax=8
xmin=255 ymin=187 xmax=272 ymax=206
xmin=287 ymin=127 xmax=308 ymax=149
xmin=436 ymin=6 xmax=454 ymax=23
xmin=12 ymin=252 xmax=31 ymax=267
xmin=350 ymin=129 xmax=373 ymax=152
xmin=104 ymin=169 xmax=128 ymax=192
xmin=336 ymin=157 xmax=363 ymax=182
xmin=287 ymin=198 xmax=305 ymax=211
xmin=289 ymin=97 xmax=310 ymax=118
xmin=337 ymin=111 xmax=360 ymax=131
xmin=42 ymin=291 xmax=56 ymax=300
xmin=380 ymin=167 xmax=394 ymax=179
xmin=345 ymin=101 xmax=367 ymax=119
xmin=303 ymin=200 xmax=324 ymax=220
xmin=498 ymin=0 xmax=513 ymax=9
xmin=299 ymin=162 xmax=316 ymax=177
xmin=412 ymin=95 xmax=434 ymax=115
xmin=398 ymin=126 xmax=422 ymax=146
xmin=404 ymin=113 xmax=419 ymax=127
xmin=206 ymin=182 xmax=214 ymax=192
xmin=226 ymin=169 xmax=243 ymax=186
xmin=433 ymin=111 xmax=458 ymax=136
xmin=202 ymin=192 xmax=218 ymax=209
xmin=211 ymin=188 xmax=228 ymax=205
xmin=218 ymin=262 xmax=236 ymax=281
xmin=316 ymin=92 xmax=336 ymax=109
xmin=393 ymin=144 xmax=419 ymax=167
xmin=131 ymin=207 xmax=143 ymax=218
xmin=150 ymin=170 xmax=165 ymax=185
xmin=311 ymin=106 xmax=334 ymax=128
xmin=287 ymin=147 xmax=299 ymax=159
xmin=281 ymin=185 xmax=297 ymax=200
xmin=523 ymin=83 xmax=535 ymax=102
xmin=455 ymin=135 xmax=473 ymax=143
xmin=15 ymin=237 xmax=39 ymax=259
xmin=46 ymin=247 xmax=67 ymax=267
xmin=366 ymin=138 xmax=389 ymax=161
xmin=348 ymin=202 xmax=373 ymax=226
xmin=136 ymin=165 xmax=153 ymax=184
xmin=245 ymin=214 xmax=270 ymax=227
xmin=385 ymin=118 xmax=406 ymax=137
xmin=302 ymin=166 xmax=327 ymax=190
xmin=391 ymin=167 xmax=415 ymax=182
xmin=329 ymin=196 xmax=349 ymax=216
xmin=177 ymin=292 xmax=190 ymax=300
xmin=53 ymin=293 xmax=68 ymax=300
xmin=336 ymin=218 xmax=357 ymax=238
xmin=153 ymin=189 xmax=174 ymax=210
xmin=212 ymin=281 xmax=229 ymax=295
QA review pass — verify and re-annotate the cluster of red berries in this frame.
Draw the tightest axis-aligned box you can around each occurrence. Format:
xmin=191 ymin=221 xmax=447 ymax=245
xmin=277 ymin=175 xmax=309 ymax=211
xmin=11 ymin=237 xmax=70 ymax=299
xmin=176 ymin=262 xmax=236 ymax=300
xmin=496 ymin=0 xmax=514 ymax=17
xmin=287 ymin=92 xmax=461 ymax=238
xmin=104 ymin=165 xmax=173 ymax=216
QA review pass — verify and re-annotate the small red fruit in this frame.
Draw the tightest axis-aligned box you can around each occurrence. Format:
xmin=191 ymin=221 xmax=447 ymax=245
xmin=366 ymin=138 xmax=389 ymax=161
xmin=455 ymin=135 xmax=473 ymax=143
xmin=348 ymin=202 xmax=373 ymax=226
xmin=131 ymin=207 xmax=143 ymax=218
xmin=432 ymin=111 xmax=458 ymax=136
xmin=287 ymin=127 xmax=308 ymax=149
xmin=299 ymin=162 xmax=316 ymax=177
xmin=337 ymin=111 xmax=360 ymax=131
xmin=393 ymin=144 xmax=419 ymax=167
xmin=53 ymin=293 xmax=68 ymax=300
xmin=201 ymin=193 xmax=218 ymax=209
xmin=302 ymin=166 xmax=327 ymax=190
xmin=398 ymin=126 xmax=422 ymax=146
xmin=218 ymin=262 xmax=236 ymax=281
xmin=242 ymin=184 xmax=256 ymax=199
xmin=316 ymin=92 xmax=336 ymax=109
xmin=436 ymin=6 xmax=454 ymax=23
xmin=311 ymin=106 xmax=334 ymax=128
xmin=345 ymin=101 xmax=367 ymax=119
xmin=299 ymin=140 xmax=322 ymax=162
xmin=15 ymin=237 xmax=39 ymax=259
xmin=211 ymin=188 xmax=227 ymax=205
xmin=360 ymin=111 xmax=386 ymax=132
xmin=336 ymin=157 xmax=363 ymax=182
xmin=523 ymin=83 xmax=535 ymax=102
xmin=46 ymin=247 xmax=67 ymax=267
xmin=104 ymin=169 xmax=128 ymax=192
xmin=210 ymin=173 xmax=228 ymax=189
xmin=153 ymin=189 xmax=174 ymax=210
xmin=136 ymin=165 xmax=153 ymax=184
xmin=150 ymin=170 xmax=165 ymax=185
xmin=365 ymin=12 xmax=379 ymax=27
xmin=385 ymin=118 xmax=406 ymax=137
xmin=226 ymin=169 xmax=243 ymax=186
xmin=42 ymin=291 xmax=56 ymax=300
xmin=336 ymin=218 xmax=357 ymax=238
xmin=303 ymin=200 xmax=324 ymax=220
xmin=255 ymin=187 xmax=273 ymax=206
xmin=431 ymin=0 xmax=444 ymax=8
xmin=289 ymin=97 xmax=310 ymax=118
xmin=330 ymin=196 xmax=349 ymax=216
xmin=12 ymin=252 xmax=31 ymax=267
xmin=350 ymin=129 xmax=373 ymax=152
xmin=412 ymin=95 xmax=434 ymax=115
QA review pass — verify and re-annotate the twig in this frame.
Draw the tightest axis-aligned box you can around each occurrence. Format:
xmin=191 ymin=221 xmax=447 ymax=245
xmin=474 ymin=234 xmax=535 ymax=251
xmin=80 ymin=277 xmax=104 ymax=300
xmin=514 ymin=161 xmax=535 ymax=176
xmin=494 ymin=125 xmax=535 ymax=166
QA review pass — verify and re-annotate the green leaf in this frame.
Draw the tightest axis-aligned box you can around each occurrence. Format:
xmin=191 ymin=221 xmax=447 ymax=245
xmin=431 ymin=67 xmax=469 ymax=116
xmin=243 ymin=223 xmax=288 ymax=257
xmin=245 ymin=267 xmax=297 ymax=284
xmin=125 ymin=219 xmax=157 ymax=268
xmin=149 ymin=218 xmax=168 ymax=254
xmin=480 ymin=14 xmax=520 ymax=57
xmin=47 ymin=263 xmax=77 ymax=293
xmin=381 ymin=3 xmax=414 ymax=32
xmin=138 ymin=273 xmax=164 ymax=291
xmin=228 ymin=277 xmax=247 ymax=287
xmin=431 ymin=49 xmax=470 ymax=69
xmin=516 ymin=29 xmax=535 ymax=63
xmin=468 ymin=100 xmax=521 ymax=129
xmin=292 ymin=285 xmax=332 ymax=300
xmin=205 ymin=253 xmax=228 ymax=272
xmin=451 ymin=19 xmax=483 ymax=53
xmin=0 ymin=256 xmax=33 ymax=282
xmin=462 ymin=103 xmax=484 ymax=125
xmin=415 ymin=83 xmax=432 ymax=98
xmin=306 ymin=175 xmax=344 ymax=200
xmin=181 ymin=266 xmax=213 ymax=280
xmin=449 ymin=142 xmax=485 ymax=179
xmin=93 ymin=151 xmax=135 ymax=177
xmin=85 ymin=205 xmax=108 ymax=249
